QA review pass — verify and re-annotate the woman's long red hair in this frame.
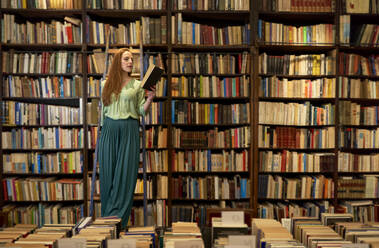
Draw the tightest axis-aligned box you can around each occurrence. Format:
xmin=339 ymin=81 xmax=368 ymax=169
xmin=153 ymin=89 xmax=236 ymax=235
xmin=102 ymin=48 xmax=131 ymax=106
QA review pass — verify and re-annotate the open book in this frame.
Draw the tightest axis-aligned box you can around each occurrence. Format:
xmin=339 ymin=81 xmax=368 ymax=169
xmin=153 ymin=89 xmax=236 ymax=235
xmin=141 ymin=64 xmax=164 ymax=90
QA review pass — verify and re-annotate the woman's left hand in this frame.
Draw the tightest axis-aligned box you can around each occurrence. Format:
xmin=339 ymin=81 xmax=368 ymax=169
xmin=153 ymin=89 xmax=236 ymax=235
xmin=147 ymin=86 xmax=156 ymax=101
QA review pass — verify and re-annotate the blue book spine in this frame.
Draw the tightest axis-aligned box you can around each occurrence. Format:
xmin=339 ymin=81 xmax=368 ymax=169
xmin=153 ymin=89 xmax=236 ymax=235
xmin=171 ymin=101 xmax=175 ymax=123
xmin=8 ymin=76 xmax=13 ymax=96
xmin=192 ymin=23 xmax=195 ymax=44
xmin=37 ymin=153 xmax=41 ymax=173
xmin=15 ymin=102 xmax=20 ymax=125
xmin=55 ymin=128 xmax=59 ymax=148
xmin=258 ymin=20 xmax=262 ymax=40
xmin=6 ymin=179 xmax=12 ymax=200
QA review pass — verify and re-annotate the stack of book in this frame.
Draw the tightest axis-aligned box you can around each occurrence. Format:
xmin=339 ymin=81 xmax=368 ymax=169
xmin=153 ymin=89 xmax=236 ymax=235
xmin=252 ymin=218 xmax=303 ymax=248
xmin=55 ymin=216 xmax=121 ymax=247
xmin=321 ymin=213 xmax=354 ymax=227
xmin=0 ymin=224 xmax=37 ymax=246
xmin=212 ymin=216 xmax=249 ymax=245
xmin=36 ymin=223 xmax=75 ymax=237
xmin=91 ymin=216 xmax=121 ymax=238
xmin=120 ymin=226 xmax=155 ymax=248
xmin=12 ymin=232 xmax=66 ymax=247
xmin=213 ymin=235 xmax=256 ymax=248
xmin=357 ymin=237 xmax=379 ymax=248
xmin=334 ymin=222 xmax=379 ymax=243
xmin=73 ymin=225 xmax=115 ymax=247
xmin=291 ymin=217 xmax=351 ymax=248
xmin=163 ymin=222 xmax=203 ymax=248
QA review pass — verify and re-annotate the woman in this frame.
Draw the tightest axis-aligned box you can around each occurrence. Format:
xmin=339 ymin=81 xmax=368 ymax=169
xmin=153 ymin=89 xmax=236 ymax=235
xmin=98 ymin=48 xmax=155 ymax=228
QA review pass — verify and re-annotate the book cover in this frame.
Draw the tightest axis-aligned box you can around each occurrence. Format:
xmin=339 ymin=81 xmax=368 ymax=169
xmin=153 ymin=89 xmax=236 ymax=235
xmin=141 ymin=64 xmax=164 ymax=90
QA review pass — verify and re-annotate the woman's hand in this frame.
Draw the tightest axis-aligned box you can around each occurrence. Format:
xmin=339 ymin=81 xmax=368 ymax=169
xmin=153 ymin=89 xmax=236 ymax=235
xmin=146 ymin=86 xmax=156 ymax=101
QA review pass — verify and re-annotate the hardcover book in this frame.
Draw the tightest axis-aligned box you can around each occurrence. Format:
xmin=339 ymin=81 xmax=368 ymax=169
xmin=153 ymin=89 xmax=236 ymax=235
xmin=141 ymin=64 xmax=164 ymax=90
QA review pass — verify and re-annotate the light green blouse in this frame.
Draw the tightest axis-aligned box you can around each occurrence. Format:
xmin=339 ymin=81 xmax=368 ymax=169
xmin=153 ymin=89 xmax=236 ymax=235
xmin=101 ymin=79 xmax=146 ymax=125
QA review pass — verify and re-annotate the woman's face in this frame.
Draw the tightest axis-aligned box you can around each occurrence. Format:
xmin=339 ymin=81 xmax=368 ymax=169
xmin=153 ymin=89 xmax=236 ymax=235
xmin=121 ymin=51 xmax=133 ymax=73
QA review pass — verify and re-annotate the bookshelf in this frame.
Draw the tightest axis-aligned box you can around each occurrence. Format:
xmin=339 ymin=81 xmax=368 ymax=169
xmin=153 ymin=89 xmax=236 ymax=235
xmin=256 ymin=0 xmax=338 ymax=219
xmin=1 ymin=0 xmax=379 ymax=227
xmin=336 ymin=3 xmax=379 ymax=217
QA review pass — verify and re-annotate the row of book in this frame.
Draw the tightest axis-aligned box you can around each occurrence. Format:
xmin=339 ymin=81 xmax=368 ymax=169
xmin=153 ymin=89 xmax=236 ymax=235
xmin=2 ymin=15 xmax=82 ymax=44
xmin=143 ymin=150 xmax=169 ymax=172
xmin=2 ymin=51 xmax=83 ymax=74
xmin=259 ymin=151 xmax=335 ymax=173
xmin=87 ymin=51 xmax=114 ymax=75
xmin=348 ymin=22 xmax=379 ymax=47
xmin=3 ymin=101 xmax=81 ymax=126
xmin=258 ymin=175 xmax=334 ymax=199
xmin=338 ymin=152 xmax=379 ymax=172
xmin=172 ymin=75 xmax=250 ymax=98
xmin=135 ymin=176 xmax=168 ymax=199
xmin=259 ymin=102 xmax=335 ymax=126
xmin=3 ymin=177 xmax=84 ymax=201
xmin=261 ymin=0 xmax=335 ymax=12
xmin=258 ymin=126 xmax=335 ymax=149
xmin=172 ymin=126 xmax=251 ymax=149
xmin=258 ymin=22 xmax=335 ymax=45
xmin=173 ymin=0 xmax=249 ymax=10
xmin=344 ymin=0 xmax=379 ymax=14
xmin=3 ymin=151 xmax=83 ymax=174
xmin=338 ymin=200 xmax=379 ymax=222
xmin=338 ymin=175 xmax=379 ymax=198
xmin=88 ymin=0 xmax=166 ymax=9
xmin=1 ymin=0 xmax=82 ymax=9
xmin=334 ymin=221 xmax=379 ymax=244
xmin=88 ymin=176 xmax=168 ymax=201
xmin=171 ymin=203 xmax=250 ymax=225
xmin=171 ymin=175 xmax=250 ymax=199
xmin=339 ymin=127 xmax=379 ymax=148
xmin=143 ymin=101 xmax=169 ymax=125
xmin=4 ymin=76 xmax=83 ymax=98
xmin=339 ymin=53 xmax=379 ymax=76
xmin=174 ymin=13 xmax=250 ymax=45
xmin=171 ymin=52 xmax=250 ymax=74
xmin=260 ymin=151 xmax=379 ymax=173
xmin=129 ymin=202 xmax=167 ymax=228
xmin=339 ymin=101 xmax=379 ymax=125
xmin=90 ymin=201 xmax=167 ymax=227
xmin=171 ymin=149 xmax=249 ymax=172
xmin=260 ymin=77 xmax=336 ymax=98
xmin=87 ymin=18 xmax=140 ymax=45
xmin=339 ymin=77 xmax=379 ymax=99
xmin=87 ymin=16 xmax=168 ymax=45
xmin=340 ymin=16 xmax=379 ymax=46
xmin=171 ymin=101 xmax=250 ymax=124
xmin=2 ymin=128 xmax=83 ymax=149
xmin=2 ymin=204 xmax=83 ymax=227
xmin=259 ymin=52 xmax=336 ymax=75
xmin=258 ymin=201 xmax=333 ymax=220
xmin=142 ymin=126 xmax=168 ymax=148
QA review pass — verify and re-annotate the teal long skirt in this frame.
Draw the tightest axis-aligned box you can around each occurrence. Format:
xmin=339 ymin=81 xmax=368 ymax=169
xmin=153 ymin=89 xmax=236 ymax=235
xmin=98 ymin=117 xmax=139 ymax=228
